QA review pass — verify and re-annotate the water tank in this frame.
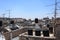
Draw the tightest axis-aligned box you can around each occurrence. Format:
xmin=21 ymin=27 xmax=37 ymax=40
xmin=47 ymin=24 xmax=53 ymax=33
xmin=28 ymin=28 xmax=33 ymax=35
xmin=47 ymin=24 xmax=50 ymax=28
xmin=49 ymin=27 xmax=53 ymax=33
xmin=0 ymin=21 xmax=2 ymax=26
xmin=35 ymin=24 xmax=41 ymax=36
xmin=42 ymin=25 xmax=49 ymax=37
xmin=35 ymin=29 xmax=41 ymax=36
xmin=35 ymin=18 xmax=38 ymax=23
xmin=10 ymin=21 xmax=14 ymax=24
xmin=43 ymin=30 xmax=49 ymax=37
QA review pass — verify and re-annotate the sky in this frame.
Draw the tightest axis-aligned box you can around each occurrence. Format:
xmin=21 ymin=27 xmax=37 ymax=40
xmin=0 ymin=0 xmax=60 ymax=19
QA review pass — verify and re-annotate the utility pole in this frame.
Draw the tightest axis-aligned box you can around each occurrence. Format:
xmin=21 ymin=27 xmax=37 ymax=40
xmin=54 ymin=0 xmax=57 ymax=19
xmin=2 ymin=13 xmax=5 ymax=20
xmin=8 ymin=10 xmax=10 ymax=19
xmin=54 ymin=0 xmax=57 ymax=36
xmin=46 ymin=0 xmax=60 ymax=36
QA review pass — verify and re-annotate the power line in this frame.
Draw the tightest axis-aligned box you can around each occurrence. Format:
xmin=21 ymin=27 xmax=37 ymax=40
xmin=46 ymin=0 xmax=60 ymax=17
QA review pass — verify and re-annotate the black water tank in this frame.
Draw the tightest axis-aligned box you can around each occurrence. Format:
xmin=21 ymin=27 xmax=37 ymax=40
xmin=35 ymin=18 xmax=38 ymax=23
xmin=43 ymin=30 xmax=49 ymax=37
xmin=10 ymin=21 xmax=14 ymax=24
xmin=49 ymin=27 xmax=53 ymax=33
xmin=47 ymin=24 xmax=50 ymax=28
xmin=0 ymin=21 xmax=2 ymax=26
xmin=28 ymin=29 xmax=33 ymax=35
xmin=35 ymin=30 xmax=41 ymax=36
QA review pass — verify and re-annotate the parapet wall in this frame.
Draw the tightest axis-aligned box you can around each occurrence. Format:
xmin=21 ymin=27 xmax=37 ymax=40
xmin=3 ymin=28 xmax=28 ymax=40
xmin=3 ymin=25 xmax=60 ymax=40
xmin=19 ymin=35 xmax=56 ymax=40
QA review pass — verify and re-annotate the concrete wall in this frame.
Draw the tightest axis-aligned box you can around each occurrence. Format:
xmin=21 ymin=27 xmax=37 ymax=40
xmin=12 ymin=28 xmax=27 ymax=38
xmin=3 ymin=25 xmax=60 ymax=40
xmin=3 ymin=32 xmax=11 ymax=40
xmin=19 ymin=36 xmax=56 ymax=40
xmin=3 ymin=28 xmax=27 ymax=40
xmin=55 ymin=24 xmax=60 ymax=40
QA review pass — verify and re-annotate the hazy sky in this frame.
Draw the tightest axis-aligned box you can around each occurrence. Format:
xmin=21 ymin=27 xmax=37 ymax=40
xmin=0 ymin=0 xmax=60 ymax=19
